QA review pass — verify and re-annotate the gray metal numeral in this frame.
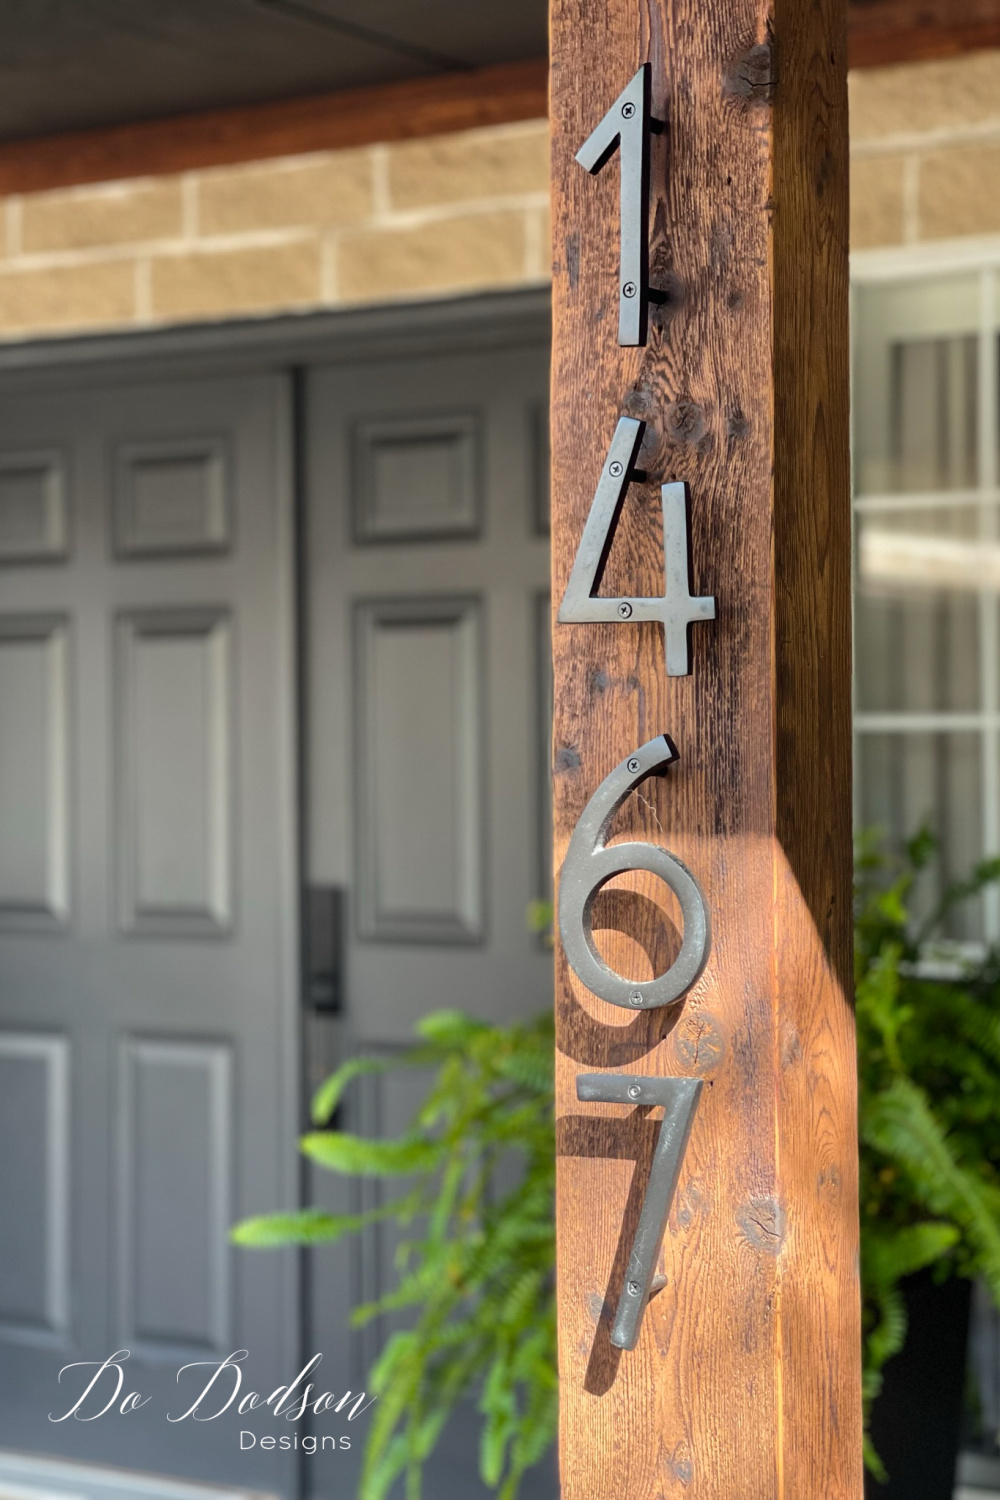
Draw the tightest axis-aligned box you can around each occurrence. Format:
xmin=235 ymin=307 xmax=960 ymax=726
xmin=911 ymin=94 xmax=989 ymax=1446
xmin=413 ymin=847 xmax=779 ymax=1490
xmin=577 ymin=1071 xmax=702 ymax=1350
xmin=575 ymin=62 xmax=665 ymax=346
xmin=557 ymin=416 xmax=715 ymax=677
xmin=558 ymin=735 xmax=710 ymax=1010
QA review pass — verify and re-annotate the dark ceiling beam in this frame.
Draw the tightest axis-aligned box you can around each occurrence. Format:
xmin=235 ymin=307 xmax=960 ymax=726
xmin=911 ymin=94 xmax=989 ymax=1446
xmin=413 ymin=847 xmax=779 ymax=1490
xmin=0 ymin=57 xmax=549 ymax=195
xmin=848 ymin=0 xmax=1000 ymax=68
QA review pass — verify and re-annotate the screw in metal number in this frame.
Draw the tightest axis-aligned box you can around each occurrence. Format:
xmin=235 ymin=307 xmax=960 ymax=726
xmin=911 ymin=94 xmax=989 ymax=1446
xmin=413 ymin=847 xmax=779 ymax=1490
xmin=626 ymin=758 xmax=640 ymax=774
xmin=621 ymin=101 xmax=636 ymax=119
xmin=618 ymin=601 xmax=633 ymax=619
xmin=608 ymin=460 xmax=624 ymax=478
xmin=622 ymin=281 xmax=637 ymax=298
xmin=626 ymin=1281 xmax=642 ymax=1297
xmin=627 ymin=1084 xmax=642 ymax=1099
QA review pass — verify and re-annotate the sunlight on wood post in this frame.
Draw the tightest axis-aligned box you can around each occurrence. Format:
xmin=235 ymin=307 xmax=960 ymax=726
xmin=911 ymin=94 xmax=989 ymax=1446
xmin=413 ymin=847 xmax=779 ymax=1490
xmin=548 ymin=1 xmax=862 ymax=1496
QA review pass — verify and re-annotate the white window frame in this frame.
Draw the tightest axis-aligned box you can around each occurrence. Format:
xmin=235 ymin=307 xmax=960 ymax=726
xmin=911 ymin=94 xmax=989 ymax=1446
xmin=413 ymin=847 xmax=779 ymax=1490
xmin=852 ymin=235 xmax=1000 ymax=944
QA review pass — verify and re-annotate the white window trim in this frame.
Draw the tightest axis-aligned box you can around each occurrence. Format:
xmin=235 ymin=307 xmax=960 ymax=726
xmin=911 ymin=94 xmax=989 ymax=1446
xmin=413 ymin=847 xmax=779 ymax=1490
xmin=852 ymin=236 xmax=1000 ymax=942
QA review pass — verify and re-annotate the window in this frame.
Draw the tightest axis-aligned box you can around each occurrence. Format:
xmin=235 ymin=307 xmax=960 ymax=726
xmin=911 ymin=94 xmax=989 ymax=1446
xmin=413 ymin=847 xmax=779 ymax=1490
xmin=854 ymin=261 xmax=1000 ymax=944
xmin=853 ymin=249 xmax=1000 ymax=1478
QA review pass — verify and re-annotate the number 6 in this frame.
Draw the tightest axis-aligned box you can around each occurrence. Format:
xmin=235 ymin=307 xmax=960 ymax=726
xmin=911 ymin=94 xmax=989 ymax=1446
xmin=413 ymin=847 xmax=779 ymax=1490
xmin=558 ymin=736 xmax=709 ymax=1010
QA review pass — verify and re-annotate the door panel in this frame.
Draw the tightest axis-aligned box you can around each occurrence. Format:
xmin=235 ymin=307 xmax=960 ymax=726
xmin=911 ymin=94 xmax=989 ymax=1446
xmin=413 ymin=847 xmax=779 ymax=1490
xmin=303 ymin=341 xmax=557 ymax=1498
xmin=0 ymin=373 xmax=299 ymax=1496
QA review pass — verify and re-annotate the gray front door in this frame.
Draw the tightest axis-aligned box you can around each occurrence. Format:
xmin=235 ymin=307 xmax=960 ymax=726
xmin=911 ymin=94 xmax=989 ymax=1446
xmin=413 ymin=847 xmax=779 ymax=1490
xmin=0 ymin=371 xmax=300 ymax=1495
xmin=301 ymin=337 xmax=556 ymax=1497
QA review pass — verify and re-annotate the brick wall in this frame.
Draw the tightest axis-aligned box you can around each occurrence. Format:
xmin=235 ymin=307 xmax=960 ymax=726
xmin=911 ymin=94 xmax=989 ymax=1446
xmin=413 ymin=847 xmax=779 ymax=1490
xmin=851 ymin=48 xmax=1000 ymax=249
xmin=1 ymin=55 xmax=996 ymax=344
xmin=0 ymin=119 xmax=549 ymax=340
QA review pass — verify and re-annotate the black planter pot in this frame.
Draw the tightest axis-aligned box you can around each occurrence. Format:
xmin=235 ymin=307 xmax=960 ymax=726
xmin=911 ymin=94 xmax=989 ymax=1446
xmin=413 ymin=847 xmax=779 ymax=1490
xmin=865 ymin=1269 xmax=973 ymax=1500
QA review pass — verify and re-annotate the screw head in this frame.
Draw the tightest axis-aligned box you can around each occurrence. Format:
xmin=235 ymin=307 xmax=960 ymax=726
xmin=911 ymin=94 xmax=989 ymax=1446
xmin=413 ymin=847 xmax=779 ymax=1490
xmin=621 ymin=101 xmax=636 ymax=119
xmin=626 ymin=1280 xmax=642 ymax=1297
xmin=608 ymin=460 xmax=624 ymax=477
xmin=628 ymin=988 xmax=643 ymax=1007
xmin=618 ymin=600 xmax=633 ymax=619
xmin=627 ymin=1084 xmax=641 ymax=1100
xmin=622 ymin=281 xmax=637 ymax=298
xmin=626 ymin=757 xmax=640 ymax=774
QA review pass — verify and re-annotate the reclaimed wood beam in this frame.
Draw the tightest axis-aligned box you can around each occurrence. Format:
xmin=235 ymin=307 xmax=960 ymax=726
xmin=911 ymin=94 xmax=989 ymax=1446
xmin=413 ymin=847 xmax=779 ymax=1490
xmin=549 ymin=0 xmax=862 ymax=1494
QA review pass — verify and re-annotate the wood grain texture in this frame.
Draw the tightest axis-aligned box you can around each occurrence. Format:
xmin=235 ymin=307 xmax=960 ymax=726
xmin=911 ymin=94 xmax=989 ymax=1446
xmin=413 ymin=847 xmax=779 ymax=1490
xmin=0 ymin=58 xmax=549 ymax=196
xmin=549 ymin=0 xmax=861 ymax=1495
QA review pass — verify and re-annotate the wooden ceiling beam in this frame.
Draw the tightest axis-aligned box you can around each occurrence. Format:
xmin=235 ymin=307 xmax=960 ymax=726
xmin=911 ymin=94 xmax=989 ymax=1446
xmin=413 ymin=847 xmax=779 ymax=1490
xmin=0 ymin=57 xmax=549 ymax=196
xmin=848 ymin=0 xmax=1000 ymax=68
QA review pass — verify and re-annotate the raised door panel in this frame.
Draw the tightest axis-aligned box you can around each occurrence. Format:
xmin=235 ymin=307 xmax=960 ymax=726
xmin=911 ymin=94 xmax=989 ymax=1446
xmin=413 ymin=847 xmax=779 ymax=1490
xmin=355 ymin=596 xmax=483 ymax=943
xmin=118 ymin=1038 xmax=232 ymax=1358
xmin=0 ymin=451 xmax=67 ymax=563
xmin=115 ymin=610 xmax=232 ymax=937
xmin=352 ymin=413 xmax=481 ymax=542
xmin=113 ymin=437 xmax=230 ymax=558
xmin=0 ymin=616 xmax=70 ymax=930
xmin=0 ymin=1033 xmax=70 ymax=1343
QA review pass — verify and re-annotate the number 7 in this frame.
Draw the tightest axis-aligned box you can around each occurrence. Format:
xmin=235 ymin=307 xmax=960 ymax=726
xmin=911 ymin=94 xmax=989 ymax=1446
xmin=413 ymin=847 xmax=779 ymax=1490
xmin=576 ymin=1072 xmax=702 ymax=1350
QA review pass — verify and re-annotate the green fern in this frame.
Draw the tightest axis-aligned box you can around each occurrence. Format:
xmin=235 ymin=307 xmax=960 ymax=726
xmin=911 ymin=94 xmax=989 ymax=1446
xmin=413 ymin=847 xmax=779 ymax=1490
xmin=232 ymin=1009 xmax=556 ymax=1500
xmin=856 ymin=830 xmax=1000 ymax=1477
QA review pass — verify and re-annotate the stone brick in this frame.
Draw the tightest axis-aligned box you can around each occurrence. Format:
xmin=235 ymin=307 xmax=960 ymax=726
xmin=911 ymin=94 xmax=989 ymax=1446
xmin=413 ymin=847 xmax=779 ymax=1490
xmin=21 ymin=179 xmax=183 ymax=252
xmin=386 ymin=125 xmax=548 ymax=210
xmin=149 ymin=240 xmax=321 ymax=319
xmin=338 ymin=211 xmax=526 ymax=302
xmin=919 ymin=142 xmax=1000 ymax=239
xmin=0 ymin=259 xmax=135 ymax=334
xmin=850 ymin=49 xmax=1000 ymax=141
xmin=850 ymin=154 xmax=906 ymax=248
xmin=197 ymin=152 xmax=373 ymax=234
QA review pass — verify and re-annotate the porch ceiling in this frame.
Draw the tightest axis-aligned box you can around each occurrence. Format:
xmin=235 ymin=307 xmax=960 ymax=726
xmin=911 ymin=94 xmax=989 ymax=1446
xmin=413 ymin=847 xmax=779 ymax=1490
xmin=0 ymin=0 xmax=548 ymax=140
xmin=6 ymin=0 xmax=1000 ymax=145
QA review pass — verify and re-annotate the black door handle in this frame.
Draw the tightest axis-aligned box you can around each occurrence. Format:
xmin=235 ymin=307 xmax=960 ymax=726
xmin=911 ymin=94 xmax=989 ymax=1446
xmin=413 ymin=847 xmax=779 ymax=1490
xmin=303 ymin=885 xmax=344 ymax=1014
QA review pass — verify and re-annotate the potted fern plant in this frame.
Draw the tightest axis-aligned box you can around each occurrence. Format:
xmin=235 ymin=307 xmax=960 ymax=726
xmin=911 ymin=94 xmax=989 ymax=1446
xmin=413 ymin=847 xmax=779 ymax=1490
xmin=855 ymin=830 xmax=1000 ymax=1495
xmin=234 ymin=834 xmax=1000 ymax=1499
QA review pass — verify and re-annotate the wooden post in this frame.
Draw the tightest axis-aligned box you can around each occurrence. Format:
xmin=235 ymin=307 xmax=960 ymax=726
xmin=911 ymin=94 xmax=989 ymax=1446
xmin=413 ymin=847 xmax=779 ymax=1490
xmin=549 ymin=1 xmax=861 ymax=1497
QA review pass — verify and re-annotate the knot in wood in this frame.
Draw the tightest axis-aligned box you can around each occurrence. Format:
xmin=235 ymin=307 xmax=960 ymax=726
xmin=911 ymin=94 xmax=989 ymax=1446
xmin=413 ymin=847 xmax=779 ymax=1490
xmin=723 ymin=41 xmax=775 ymax=105
xmin=664 ymin=401 xmax=707 ymax=446
xmin=738 ymin=1197 xmax=786 ymax=1256
xmin=674 ymin=1012 xmax=725 ymax=1075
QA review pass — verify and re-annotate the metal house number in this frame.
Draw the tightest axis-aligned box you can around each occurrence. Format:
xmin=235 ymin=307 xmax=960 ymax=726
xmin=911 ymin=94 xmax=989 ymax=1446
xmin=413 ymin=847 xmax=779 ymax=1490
xmin=576 ymin=62 xmax=666 ymax=347
xmin=559 ymin=735 xmax=710 ymax=1010
xmin=562 ymin=57 xmax=716 ymax=1350
xmin=557 ymin=416 xmax=716 ymax=678
xmin=577 ymin=1073 xmax=702 ymax=1350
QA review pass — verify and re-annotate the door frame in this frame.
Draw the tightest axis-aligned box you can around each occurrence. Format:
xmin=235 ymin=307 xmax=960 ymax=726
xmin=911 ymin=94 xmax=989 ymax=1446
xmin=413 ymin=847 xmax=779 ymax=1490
xmin=0 ymin=288 xmax=552 ymax=386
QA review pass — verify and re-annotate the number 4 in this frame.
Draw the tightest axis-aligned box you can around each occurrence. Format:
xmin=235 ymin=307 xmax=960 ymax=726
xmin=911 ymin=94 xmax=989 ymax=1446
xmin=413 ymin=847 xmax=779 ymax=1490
xmin=557 ymin=416 xmax=715 ymax=677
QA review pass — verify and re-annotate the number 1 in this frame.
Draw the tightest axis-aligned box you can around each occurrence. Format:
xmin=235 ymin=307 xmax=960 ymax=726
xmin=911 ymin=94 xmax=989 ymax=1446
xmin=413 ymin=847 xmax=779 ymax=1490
xmin=576 ymin=63 xmax=665 ymax=346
